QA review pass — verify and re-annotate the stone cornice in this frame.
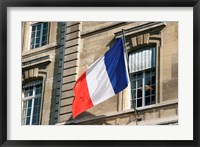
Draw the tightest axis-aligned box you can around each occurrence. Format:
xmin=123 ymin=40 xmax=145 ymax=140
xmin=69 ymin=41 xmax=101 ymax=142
xmin=22 ymin=55 xmax=52 ymax=70
xmin=64 ymin=99 xmax=178 ymax=125
xmin=115 ymin=22 xmax=166 ymax=38
xmin=22 ymin=42 xmax=57 ymax=59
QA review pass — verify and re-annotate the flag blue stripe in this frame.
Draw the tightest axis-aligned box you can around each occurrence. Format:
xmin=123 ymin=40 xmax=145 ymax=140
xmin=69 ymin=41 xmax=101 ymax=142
xmin=104 ymin=37 xmax=129 ymax=94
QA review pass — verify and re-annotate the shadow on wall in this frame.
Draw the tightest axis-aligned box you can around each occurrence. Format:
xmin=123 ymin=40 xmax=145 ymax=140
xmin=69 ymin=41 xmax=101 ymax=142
xmin=49 ymin=22 xmax=65 ymax=125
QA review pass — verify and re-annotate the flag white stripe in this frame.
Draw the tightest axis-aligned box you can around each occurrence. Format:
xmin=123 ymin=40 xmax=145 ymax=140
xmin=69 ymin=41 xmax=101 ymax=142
xmin=86 ymin=56 xmax=115 ymax=106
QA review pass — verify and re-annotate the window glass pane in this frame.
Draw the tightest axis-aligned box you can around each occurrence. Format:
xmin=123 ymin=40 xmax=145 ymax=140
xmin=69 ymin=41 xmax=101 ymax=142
xmin=36 ymin=84 xmax=42 ymax=88
xmin=137 ymin=99 xmax=142 ymax=107
xmin=137 ymin=79 xmax=142 ymax=89
xmin=35 ymin=44 xmax=39 ymax=48
xmin=32 ymin=115 xmax=39 ymax=125
xmin=151 ymin=96 xmax=155 ymax=104
xmin=151 ymin=76 xmax=156 ymax=85
xmin=145 ymin=86 xmax=150 ymax=96
xmin=130 ymin=73 xmax=136 ymax=79
xmin=42 ymin=35 xmax=47 ymax=41
xmin=36 ymin=24 xmax=41 ymax=31
xmin=31 ymin=32 xmax=35 ymax=38
xmin=27 ymin=108 xmax=31 ymax=116
xmin=32 ymin=115 xmax=37 ymax=124
xmin=26 ymin=117 xmax=30 ymax=125
xmin=151 ymin=69 xmax=156 ymax=76
xmin=28 ymin=90 xmax=33 ymax=96
xmin=42 ymin=29 xmax=47 ymax=35
xmin=131 ymin=80 xmax=136 ymax=89
xmin=43 ymin=22 xmax=48 ymax=29
xmin=137 ymin=89 xmax=142 ymax=98
xmin=35 ymin=88 xmax=42 ymax=95
xmin=145 ymin=77 xmax=150 ymax=85
xmin=36 ymin=31 xmax=40 ymax=37
xmin=42 ymin=41 xmax=47 ymax=46
xmin=34 ymin=98 xmax=40 ymax=106
xmin=137 ymin=72 xmax=143 ymax=79
xmin=32 ymin=26 xmax=36 ymax=31
xmin=28 ymin=100 xmax=32 ymax=108
xmin=145 ymin=70 xmax=150 ymax=77
xmin=152 ymin=86 xmax=155 ymax=95
xmin=33 ymin=107 xmax=39 ymax=115
xmin=36 ymin=38 xmax=40 ymax=44
xmin=132 ymin=90 xmax=136 ymax=98
xmin=25 ymin=86 xmax=33 ymax=91
xmin=145 ymin=97 xmax=150 ymax=106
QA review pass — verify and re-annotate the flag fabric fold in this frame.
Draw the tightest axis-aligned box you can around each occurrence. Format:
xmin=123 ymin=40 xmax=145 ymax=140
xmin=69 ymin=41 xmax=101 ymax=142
xmin=72 ymin=37 xmax=129 ymax=118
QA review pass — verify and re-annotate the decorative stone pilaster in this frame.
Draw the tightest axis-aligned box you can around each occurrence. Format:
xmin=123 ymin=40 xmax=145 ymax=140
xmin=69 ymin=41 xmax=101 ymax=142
xmin=59 ymin=22 xmax=81 ymax=122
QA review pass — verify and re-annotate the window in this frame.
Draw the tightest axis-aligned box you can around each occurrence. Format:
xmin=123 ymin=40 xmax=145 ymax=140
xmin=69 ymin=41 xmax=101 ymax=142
xmin=129 ymin=46 xmax=156 ymax=108
xmin=22 ymin=80 xmax=43 ymax=125
xmin=30 ymin=22 xmax=49 ymax=49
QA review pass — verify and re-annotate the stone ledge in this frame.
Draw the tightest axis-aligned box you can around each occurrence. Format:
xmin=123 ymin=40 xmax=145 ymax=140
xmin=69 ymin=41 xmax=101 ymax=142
xmin=63 ymin=99 xmax=178 ymax=125
xmin=128 ymin=116 xmax=178 ymax=125
xmin=22 ymin=42 xmax=57 ymax=58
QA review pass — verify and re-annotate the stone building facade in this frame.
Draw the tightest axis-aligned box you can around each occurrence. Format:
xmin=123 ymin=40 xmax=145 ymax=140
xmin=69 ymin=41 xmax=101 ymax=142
xmin=21 ymin=21 xmax=178 ymax=125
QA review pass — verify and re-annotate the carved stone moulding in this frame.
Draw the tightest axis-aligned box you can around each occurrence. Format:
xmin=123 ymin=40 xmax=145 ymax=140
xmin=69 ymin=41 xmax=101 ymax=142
xmin=22 ymin=55 xmax=52 ymax=81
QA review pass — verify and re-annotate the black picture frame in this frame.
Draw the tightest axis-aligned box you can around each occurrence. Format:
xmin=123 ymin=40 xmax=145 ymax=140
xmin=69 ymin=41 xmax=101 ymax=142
xmin=0 ymin=0 xmax=199 ymax=146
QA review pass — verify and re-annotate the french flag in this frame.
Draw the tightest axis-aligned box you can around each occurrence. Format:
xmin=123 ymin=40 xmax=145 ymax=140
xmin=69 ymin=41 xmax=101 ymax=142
xmin=72 ymin=37 xmax=129 ymax=118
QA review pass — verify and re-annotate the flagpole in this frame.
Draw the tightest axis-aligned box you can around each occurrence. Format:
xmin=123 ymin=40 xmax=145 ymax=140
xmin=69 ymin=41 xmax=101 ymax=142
xmin=122 ymin=29 xmax=141 ymax=125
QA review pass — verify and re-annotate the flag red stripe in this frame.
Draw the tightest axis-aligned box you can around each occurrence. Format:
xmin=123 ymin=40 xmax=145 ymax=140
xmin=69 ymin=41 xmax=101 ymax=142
xmin=72 ymin=71 xmax=93 ymax=118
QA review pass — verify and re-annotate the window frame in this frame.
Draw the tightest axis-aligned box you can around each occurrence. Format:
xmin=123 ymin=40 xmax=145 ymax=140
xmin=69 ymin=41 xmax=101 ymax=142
xmin=29 ymin=22 xmax=50 ymax=50
xmin=128 ymin=45 xmax=157 ymax=109
xmin=22 ymin=80 xmax=43 ymax=125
